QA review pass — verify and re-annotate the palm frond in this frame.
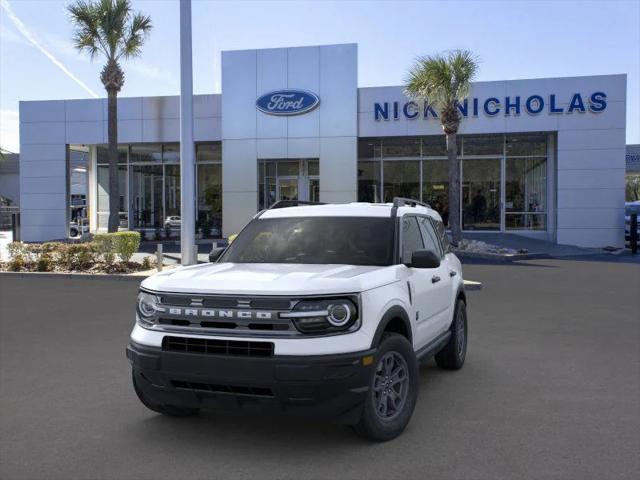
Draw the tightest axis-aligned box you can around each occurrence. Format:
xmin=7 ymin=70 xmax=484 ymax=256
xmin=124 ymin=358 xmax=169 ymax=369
xmin=405 ymin=49 xmax=479 ymax=111
xmin=118 ymin=12 xmax=152 ymax=60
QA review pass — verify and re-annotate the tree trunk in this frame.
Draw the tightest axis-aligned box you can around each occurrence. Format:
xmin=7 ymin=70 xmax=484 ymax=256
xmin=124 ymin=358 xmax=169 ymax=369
xmin=107 ymin=90 xmax=119 ymax=233
xmin=447 ymin=132 xmax=462 ymax=245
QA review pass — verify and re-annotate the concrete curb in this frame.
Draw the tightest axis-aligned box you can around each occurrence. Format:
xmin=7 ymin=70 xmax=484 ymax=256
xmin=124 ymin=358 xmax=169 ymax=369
xmin=0 ymin=271 xmax=151 ymax=281
xmin=455 ymin=250 xmax=551 ymax=263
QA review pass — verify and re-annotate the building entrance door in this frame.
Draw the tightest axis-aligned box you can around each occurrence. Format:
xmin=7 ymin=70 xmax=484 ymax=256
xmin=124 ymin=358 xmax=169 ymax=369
xmin=259 ymin=159 xmax=319 ymax=209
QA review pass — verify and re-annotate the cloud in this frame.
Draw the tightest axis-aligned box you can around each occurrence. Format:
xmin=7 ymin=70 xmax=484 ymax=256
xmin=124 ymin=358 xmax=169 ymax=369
xmin=0 ymin=0 xmax=99 ymax=98
xmin=0 ymin=109 xmax=19 ymax=153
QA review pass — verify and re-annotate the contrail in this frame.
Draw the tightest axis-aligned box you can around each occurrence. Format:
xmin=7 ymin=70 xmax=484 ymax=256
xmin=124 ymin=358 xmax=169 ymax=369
xmin=1 ymin=0 xmax=100 ymax=98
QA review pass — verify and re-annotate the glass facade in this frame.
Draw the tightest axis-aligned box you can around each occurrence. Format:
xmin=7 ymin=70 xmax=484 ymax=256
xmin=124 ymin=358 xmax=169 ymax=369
xmin=358 ymin=133 xmax=549 ymax=231
xmin=96 ymin=142 xmax=222 ymax=237
xmin=95 ymin=133 xmax=548 ymax=238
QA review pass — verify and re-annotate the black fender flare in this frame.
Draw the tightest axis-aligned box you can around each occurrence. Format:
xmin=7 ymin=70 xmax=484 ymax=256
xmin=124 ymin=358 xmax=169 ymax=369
xmin=370 ymin=305 xmax=412 ymax=348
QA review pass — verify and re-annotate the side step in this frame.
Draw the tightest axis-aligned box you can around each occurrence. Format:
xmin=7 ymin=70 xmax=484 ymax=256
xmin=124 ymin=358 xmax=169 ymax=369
xmin=415 ymin=331 xmax=451 ymax=362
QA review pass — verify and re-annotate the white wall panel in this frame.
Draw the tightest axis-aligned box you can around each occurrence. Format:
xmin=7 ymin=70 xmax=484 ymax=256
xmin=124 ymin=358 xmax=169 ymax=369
xmin=557 ymin=208 xmax=625 ymax=229
xmin=19 ymin=160 xmax=66 ymax=178
xmin=222 ymin=191 xmax=258 ymax=237
xmin=557 ymin=128 xmax=625 ymax=151
xmin=222 ymin=139 xmax=257 ymax=192
xmin=257 ymin=138 xmax=287 ymax=159
xmin=142 ymin=96 xmax=179 ymax=119
xmin=557 ymin=148 xmax=625 ymax=170
xmin=20 ymin=100 xmax=65 ymax=123
xmin=20 ymin=122 xmax=65 ymax=145
xmin=558 ymin=188 xmax=625 ymax=209
xmin=66 ymin=99 xmax=104 ymax=122
xmin=194 ymin=94 xmax=221 ymax=118
xmin=20 ymin=144 xmax=67 ymax=162
xmin=319 ymin=136 xmax=357 ymax=199
xmin=287 ymin=137 xmax=320 ymax=158
xmin=142 ymin=118 xmax=179 ymax=142
xmin=557 ymin=168 xmax=625 ymax=189
xmin=287 ymin=46 xmax=320 ymax=138
xmin=222 ymin=49 xmax=257 ymax=139
xmin=256 ymin=48 xmax=288 ymax=139
xmin=319 ymin=44 xmax=357 ymax=137
xmin=557 ymin=228 xmax=624 ymax=248
xmin=66 ymin=121 xmax=104 ymax=144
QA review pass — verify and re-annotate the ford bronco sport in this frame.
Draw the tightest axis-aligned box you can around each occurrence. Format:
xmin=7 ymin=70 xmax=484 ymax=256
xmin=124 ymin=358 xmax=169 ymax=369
xmin=127 ymin=198 xmax=468 ymax=441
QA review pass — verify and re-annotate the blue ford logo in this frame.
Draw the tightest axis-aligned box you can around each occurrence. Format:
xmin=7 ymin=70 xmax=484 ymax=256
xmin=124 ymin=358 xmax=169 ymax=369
xmin=256 ymin=90 xmax=320 ymax=116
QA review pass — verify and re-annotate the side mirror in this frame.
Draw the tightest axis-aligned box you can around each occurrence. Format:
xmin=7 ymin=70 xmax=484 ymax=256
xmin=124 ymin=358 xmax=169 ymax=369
xmin=407 ymin=249 xmax=440 ymax=269
xmin=209 ymin=247 xmax=226 ymax=263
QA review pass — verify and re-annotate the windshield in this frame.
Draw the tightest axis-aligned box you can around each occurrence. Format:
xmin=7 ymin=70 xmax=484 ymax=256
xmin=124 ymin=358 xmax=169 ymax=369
xmin=220 ymin=216 xmax=395 ymax=266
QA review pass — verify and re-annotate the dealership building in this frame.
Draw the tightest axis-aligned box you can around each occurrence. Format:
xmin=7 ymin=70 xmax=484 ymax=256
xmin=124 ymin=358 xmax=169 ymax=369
xmin=19 ymin=43 xmax=627 ymax=247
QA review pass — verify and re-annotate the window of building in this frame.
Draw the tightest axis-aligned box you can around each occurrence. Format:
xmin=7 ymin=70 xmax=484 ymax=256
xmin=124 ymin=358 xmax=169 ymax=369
xmin=356 ymin=133 xmax=550 ymax=232
xmin=196 ymin=143 xmax=222 ymax=237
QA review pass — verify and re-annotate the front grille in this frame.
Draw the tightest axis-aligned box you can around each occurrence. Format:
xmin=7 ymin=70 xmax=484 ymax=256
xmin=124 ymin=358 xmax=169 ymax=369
xmin=162 ymin=336 xmax=274 ymax=357
xmin=171 ymin=380 xmax=274 ymax=398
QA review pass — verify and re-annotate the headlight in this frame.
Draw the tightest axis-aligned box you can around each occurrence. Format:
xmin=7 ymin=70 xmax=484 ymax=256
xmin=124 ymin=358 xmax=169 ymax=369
xmin=137 ymin=291 xmax=161 ymax=326
xmin=282 ymin=297 xmax=359 ymax=334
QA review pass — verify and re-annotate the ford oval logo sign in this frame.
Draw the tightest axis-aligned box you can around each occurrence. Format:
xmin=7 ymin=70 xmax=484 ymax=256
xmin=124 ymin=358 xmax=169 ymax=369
xmin=256 ymin=90 xmax=320 ymax=116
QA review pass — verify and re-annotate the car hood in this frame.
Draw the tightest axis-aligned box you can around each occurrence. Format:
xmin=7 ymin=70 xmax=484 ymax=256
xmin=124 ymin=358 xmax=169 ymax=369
xmin=141 ymin=262 xmax=400 ymax=295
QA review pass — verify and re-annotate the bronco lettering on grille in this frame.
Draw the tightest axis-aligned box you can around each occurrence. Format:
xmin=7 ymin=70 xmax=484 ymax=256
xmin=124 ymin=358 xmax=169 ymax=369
xmin=166 ymin=308 xmax=274 ymax=320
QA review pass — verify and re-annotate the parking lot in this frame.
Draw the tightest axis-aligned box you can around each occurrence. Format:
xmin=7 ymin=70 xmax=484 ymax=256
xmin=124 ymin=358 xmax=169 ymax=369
xmin=1 ymin=258 xmax=638 ymax=480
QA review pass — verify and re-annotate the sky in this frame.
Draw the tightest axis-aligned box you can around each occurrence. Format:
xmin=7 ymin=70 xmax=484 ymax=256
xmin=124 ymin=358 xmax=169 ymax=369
xmin=1 ymin=0 xmax=639 ymax=153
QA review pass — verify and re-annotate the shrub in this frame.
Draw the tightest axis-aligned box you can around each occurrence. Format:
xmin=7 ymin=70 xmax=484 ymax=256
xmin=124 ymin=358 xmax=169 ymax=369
xmin=113 ymin=231 xmax=140 ymax=263
xmin=94 ymin=233 xmax=116 ymax=265
xmin=139 ymin=229 xmax=148 ymax=242
xmin=8 ymin=254 xmax=25 ymax=272
xmin=59 ymin=243 xmax=99 ymax=270
xmin=7 ymin=242 xmax=27 ymax=260
xmin=141 ymin=255 xmax=154 ymax=270
xmin=37 ymin=253 xmax=53 ymax=272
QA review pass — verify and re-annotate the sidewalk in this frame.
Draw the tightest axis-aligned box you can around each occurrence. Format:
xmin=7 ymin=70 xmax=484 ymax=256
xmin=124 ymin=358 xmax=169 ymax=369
xmin=462 ymin=232 xmax=603 ymax=257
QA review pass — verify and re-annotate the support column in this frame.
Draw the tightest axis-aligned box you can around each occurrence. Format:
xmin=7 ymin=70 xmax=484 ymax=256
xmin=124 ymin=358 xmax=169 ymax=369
xmin=179 ymin=0 xmax=196 ymax=265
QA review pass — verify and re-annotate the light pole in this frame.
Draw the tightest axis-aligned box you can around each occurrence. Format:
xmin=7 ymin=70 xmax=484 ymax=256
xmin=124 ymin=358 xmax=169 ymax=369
xmin=179 ymin=0 xmax=196 ymax=265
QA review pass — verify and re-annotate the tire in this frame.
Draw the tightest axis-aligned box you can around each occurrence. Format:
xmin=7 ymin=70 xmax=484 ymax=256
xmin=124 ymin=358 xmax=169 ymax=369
xmin=435 ymin=299 xmax=467 ymax=370
xmin=353 ymin=333 xmax=419 ymax=441
xmin=132 ymin=371 xmax=200 ymax=417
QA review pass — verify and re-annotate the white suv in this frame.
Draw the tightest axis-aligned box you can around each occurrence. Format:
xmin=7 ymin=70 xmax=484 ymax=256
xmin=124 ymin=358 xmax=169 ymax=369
xmin=127 ymin=198 xmax=467 ymax=441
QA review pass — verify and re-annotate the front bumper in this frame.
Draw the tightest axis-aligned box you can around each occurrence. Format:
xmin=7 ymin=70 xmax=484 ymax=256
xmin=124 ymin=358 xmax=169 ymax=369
xmin=126 ymin=341 xmax=376 ymax=424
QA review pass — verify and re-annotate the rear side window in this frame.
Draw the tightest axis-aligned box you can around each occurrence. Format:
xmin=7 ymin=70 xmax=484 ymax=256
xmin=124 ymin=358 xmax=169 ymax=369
xmin=418 ymin=217 xmax=442 ymax=257
xmin=401 ymin=216 xmax=424 ymax=263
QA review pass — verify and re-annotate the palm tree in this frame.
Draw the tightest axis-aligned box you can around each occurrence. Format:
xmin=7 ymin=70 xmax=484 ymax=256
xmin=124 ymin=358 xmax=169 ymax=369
xmin=68 ymin=0 xmax=151 ymax=232
xmin=405 ymin=50 xmax=478 ymax=245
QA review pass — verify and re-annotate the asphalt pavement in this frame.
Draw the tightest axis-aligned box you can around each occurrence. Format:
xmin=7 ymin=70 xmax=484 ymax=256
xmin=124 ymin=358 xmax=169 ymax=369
xmin=0 ymin=258 xmax=638 ymax=480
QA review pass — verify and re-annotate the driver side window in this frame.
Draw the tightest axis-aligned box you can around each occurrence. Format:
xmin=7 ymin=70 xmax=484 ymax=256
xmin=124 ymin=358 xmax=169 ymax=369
xmin=401 ymin=216 xmax=424 ymax=264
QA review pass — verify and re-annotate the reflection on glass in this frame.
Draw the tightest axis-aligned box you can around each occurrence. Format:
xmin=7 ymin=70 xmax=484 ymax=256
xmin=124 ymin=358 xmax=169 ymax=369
xmin=462 ymin=158 xmax=501 ymax=230
xmin=421 ymin=136 xmax=447 ymax=156
xmin=131 ymin=164 xmax=163 ymax=228
xmin=358 ymin=161 xmax=381 ymax=202
xmin=383 ymin=160 xmax=420 ymax=202
xmin=163 ymin=144 xmax=180 ymax=163
xmin=97 ymin=164 xmax=128 ymax=229
xmin=197 ymin=163 xmax=222 ymax=236
xmin=164 ymin=165 xmax=180 ymax=219
xmin=505 ymin=157 xmax=547 ymax=230
xmin=97 ymin=145 xmax=128 ymax=164
xmin=278 ymin=178 xmax=298 ymax=201
xmin=130 ymin=144 xmax=162 ymax=163
xmin=196 ymin=143 xmax=222 ymax=162
xmin=463 ymin=135 xmax=503 ymax=156
xmin=381 ymin=137 xmax=420 ymax=159
xmin=506 ymin=134 xmax=547 ymax=156
xmin=422 ymin=159 xmax=449 ymax=226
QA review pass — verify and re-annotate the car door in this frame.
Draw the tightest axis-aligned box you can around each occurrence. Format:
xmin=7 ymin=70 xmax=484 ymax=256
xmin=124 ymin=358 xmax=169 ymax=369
xmin=417 ymin=216 xmax=453 ymax=335
xmin=400 ymin=215 xmax=445 ymax=349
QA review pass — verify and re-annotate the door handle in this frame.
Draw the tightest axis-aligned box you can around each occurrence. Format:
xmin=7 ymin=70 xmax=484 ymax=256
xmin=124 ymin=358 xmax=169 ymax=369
xmin=449 ymin=270 xmax=457 ymax=277
xmin=431 ymin=275 xmax=441 ymax=284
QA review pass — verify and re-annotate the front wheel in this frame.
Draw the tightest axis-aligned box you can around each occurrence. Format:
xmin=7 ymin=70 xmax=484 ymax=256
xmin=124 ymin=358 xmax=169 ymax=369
xmin=353 ymin=333 xmax=419 ymax=441
xmin=435 ymin=299 xmax=467 ymax=370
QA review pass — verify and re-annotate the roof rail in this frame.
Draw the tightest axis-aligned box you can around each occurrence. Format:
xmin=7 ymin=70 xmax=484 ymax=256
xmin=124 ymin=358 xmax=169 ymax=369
xmin=391 ymin=197 xmax=431 ymax=219
xmin=268 ymin=200 xmax=326 ymax=210
xmin=392 ymin=197 xmax=431 ymax=209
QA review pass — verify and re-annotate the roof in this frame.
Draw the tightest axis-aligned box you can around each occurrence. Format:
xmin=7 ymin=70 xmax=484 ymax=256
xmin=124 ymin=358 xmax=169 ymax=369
xmin=259 ymin=202 xmax=442 ymax=221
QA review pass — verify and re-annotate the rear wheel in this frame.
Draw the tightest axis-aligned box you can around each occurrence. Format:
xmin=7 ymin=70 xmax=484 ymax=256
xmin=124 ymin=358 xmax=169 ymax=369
xmin=435 ymin=299 xmax=467 ymax=370
xmin=132 ymin=372 xmax=199 ymax=417
xmin=353 ymin=333 xmax=418 ymax=441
